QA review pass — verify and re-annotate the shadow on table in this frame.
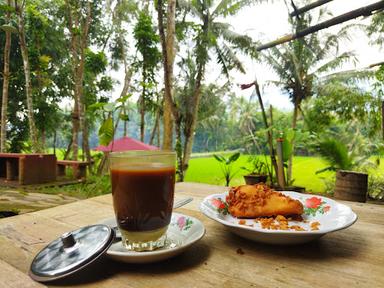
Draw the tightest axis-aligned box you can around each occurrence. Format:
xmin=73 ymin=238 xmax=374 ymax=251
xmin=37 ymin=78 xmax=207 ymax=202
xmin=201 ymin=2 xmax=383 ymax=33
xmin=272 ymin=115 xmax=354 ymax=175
xmin=224 ymin=226 xmax=366 ymax=261
xmin=48 ymin=241 xmax=211 ymax=286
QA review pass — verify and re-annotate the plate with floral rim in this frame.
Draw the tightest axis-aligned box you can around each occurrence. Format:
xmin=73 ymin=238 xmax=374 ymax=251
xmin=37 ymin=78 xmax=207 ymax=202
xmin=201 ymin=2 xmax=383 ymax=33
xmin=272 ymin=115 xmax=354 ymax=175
xmin=99 ymin=212 xmax=205 ymax=263
xmin=199 ymin=191 xmax=357 ymax=245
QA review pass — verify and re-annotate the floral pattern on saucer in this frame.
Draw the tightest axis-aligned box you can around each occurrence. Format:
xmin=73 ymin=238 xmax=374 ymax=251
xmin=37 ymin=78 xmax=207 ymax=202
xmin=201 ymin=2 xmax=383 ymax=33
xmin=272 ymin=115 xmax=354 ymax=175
xmin=171 ymin=215 xmax=193 ymax=231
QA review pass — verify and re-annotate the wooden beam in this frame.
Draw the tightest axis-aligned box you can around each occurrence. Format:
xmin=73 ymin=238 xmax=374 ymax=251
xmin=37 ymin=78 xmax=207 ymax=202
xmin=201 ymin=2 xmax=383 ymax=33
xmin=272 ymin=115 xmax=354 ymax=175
xmin=257 ymin=1 xmax=384 ymax=51
xmin=369 ymin=61 xmax=384 ymax=68
xmin=289 ymin=0 xmax=334 ymax=17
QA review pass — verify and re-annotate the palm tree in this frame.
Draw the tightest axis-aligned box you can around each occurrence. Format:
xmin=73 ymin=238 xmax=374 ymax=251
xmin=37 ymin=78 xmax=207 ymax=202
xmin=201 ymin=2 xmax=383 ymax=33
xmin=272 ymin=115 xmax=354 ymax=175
xmin=262 ymin=6 xmax=355 ymax=183
xmin=176 ymin=0 xmax=264 ymax=176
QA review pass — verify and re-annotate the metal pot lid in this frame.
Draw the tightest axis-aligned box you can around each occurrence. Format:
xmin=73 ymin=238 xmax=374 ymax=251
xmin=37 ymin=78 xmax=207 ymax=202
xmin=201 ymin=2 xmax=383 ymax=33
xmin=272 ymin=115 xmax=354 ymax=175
xmin=29 ymin=224 xmax=115 ymax=282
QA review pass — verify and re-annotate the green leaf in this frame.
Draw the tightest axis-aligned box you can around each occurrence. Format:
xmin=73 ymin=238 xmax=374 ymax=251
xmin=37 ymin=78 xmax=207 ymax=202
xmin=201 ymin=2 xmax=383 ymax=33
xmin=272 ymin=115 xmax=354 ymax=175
xmin=117 ymin=94 xmax=131 ymax=103
xmin=213 ymin=154 xmax=224 ymax=162
xmin=98 ymin=117 xmax=114 ymax=146
xmin=119 ymin=114 xmax=129 ymax=121
xmin=228 ymin=152 xmax=240 ymax=163
xmin=0 ymin=24 xmax=18 ymax=34
xmin=103 ymin=103 xmax=115 ymax=112
xmin=88 ymin=102 xmax=106 ymax=112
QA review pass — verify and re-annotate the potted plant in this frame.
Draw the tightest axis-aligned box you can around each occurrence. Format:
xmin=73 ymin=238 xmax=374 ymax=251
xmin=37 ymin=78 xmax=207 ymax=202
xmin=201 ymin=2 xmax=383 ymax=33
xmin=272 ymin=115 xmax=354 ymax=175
xmin=315 ymin=137 xmax=373 ymax=202
xmin=241 ymin=157 xmax=268 ymax=185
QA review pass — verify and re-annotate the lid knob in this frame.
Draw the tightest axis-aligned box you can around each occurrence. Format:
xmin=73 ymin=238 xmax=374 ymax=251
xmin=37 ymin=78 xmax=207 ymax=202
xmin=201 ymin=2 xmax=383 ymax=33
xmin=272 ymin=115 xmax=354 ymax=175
xmin=61 ymin=232 xmax=76 ymax=248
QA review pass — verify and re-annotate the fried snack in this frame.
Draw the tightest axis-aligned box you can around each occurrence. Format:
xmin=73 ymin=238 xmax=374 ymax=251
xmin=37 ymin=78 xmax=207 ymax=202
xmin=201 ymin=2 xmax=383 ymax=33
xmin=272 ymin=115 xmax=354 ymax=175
xmin=226 ymin=184 xmax=304 ymax=218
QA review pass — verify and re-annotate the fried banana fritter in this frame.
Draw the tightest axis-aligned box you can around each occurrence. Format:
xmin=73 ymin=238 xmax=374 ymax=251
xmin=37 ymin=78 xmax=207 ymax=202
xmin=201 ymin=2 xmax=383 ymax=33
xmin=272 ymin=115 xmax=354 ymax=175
xmin=226 ymin=184 xmax=304 ymax=218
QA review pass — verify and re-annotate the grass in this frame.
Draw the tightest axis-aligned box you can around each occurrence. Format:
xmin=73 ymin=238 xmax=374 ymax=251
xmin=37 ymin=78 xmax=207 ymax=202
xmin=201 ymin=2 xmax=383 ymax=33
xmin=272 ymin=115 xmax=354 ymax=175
xmin=184 ymin=155 xmax=333 ymax=193
xmin=20 ymin=152 xmax=384 ymax=199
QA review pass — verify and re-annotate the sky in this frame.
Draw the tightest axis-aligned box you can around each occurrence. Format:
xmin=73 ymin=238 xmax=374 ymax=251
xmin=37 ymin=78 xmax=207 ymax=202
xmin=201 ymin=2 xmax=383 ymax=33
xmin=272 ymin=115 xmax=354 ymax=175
xmin=108 ymin=0 xmax=383 ymax=111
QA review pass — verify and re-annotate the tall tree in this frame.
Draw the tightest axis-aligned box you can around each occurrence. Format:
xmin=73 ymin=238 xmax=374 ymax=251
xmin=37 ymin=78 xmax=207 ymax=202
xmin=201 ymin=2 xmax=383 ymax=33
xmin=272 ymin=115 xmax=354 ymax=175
xmin=175 ymin=0 xmax=261 ymax=178
xmin=262 ymin=6 xmax=354 ymax=183
xmin=133 ymin=10 xmax=161 ymax=142
xmin=157 ymin=0 xmax=176 ymax=150
xmin=0 ymin=0 xmax=15 ymax=152
xmin=15 ymin=0 xmax=40 ymax=152
xmin=64 ymin=0 xmax=93 ymax=161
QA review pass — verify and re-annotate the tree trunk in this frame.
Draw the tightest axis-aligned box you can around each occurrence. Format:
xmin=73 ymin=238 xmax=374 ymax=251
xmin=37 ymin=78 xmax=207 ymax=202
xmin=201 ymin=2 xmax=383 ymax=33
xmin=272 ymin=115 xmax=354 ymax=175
xmin=162 ymin=96 xmax=173 ymax=150
xmin=287 ymin=98 xmax=300 ymax=184
xmin=140 ymin=94 xmax=145 ymax=142
xmin=64 ymin=137 xmax=73 ymax=160
xmin=381 ymin=101 xmax=384 ymax=141
xmin=53 ymin=130 xmax=57 ymax=155
xmin=66 ymin=0 xmax=92 ymax=163
xmin=123 ymin=106 xmax=128 ymax=137
xmin=16 ymin=1 xmax=40 ymax=152
xmin=175 ymin=118 xmax=184 ymax=182
xmin=182 ymin=64 xmax=204 ymax=171
xmin=116 ymin=7 xmax=133 ymax=139
xmin=71 ymin=110 xmax=79 ymax=160
xmin=181 ymin=13 xmax=210 ymax=172
xmin=157 ymin=0 xmax=177 ymax=150
xmin=150 ymin=96 xmax=161 ymax=145
xmin=1 ymin=1 xmax=11 ymax=152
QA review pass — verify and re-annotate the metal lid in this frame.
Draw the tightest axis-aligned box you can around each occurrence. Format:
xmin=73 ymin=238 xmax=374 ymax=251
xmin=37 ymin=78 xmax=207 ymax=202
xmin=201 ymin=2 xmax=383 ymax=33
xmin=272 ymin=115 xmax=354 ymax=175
xmin=29 ymin=224 xmax=114 ymax=282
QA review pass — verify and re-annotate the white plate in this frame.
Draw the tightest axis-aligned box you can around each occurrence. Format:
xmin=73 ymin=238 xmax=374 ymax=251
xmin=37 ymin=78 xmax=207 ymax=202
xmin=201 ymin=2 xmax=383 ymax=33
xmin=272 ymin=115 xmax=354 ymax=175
xmin=100 ymin=212 xmax=205 ymax=263
xmin=200 ymin=191 xmax=357 ymax=245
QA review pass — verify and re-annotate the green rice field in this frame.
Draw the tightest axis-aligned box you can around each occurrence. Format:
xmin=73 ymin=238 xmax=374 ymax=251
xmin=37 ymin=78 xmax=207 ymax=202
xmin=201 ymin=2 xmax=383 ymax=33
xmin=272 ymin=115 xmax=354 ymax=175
xmin=184 ymin=155 xmax=337 ymax=193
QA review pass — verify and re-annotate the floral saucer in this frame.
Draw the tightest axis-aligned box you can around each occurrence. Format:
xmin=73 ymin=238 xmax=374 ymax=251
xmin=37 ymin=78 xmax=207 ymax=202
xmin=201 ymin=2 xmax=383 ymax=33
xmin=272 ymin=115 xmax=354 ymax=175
xmin=100 ymin=213 xmax=205 ymax=263
xmin=200 ymin=191 xmax=357 ymax=245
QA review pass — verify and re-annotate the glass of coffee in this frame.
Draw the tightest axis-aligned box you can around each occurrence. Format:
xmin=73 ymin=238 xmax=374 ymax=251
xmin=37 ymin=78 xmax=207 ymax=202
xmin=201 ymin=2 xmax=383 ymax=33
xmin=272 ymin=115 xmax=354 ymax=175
xmin=109 ymin=150 xmax=176 ymax=251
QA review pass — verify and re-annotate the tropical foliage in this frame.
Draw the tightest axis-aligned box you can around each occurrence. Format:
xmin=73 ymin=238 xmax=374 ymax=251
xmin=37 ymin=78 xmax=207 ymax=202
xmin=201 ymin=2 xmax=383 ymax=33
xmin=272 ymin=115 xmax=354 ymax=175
xmin=0 ymin=0 xmax=383 ymax=201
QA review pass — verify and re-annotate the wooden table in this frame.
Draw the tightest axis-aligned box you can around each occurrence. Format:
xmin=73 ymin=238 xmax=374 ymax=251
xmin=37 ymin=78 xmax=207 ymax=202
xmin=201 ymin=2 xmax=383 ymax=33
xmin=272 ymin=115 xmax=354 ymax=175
xmin=0 ymin=182 xmax=383 ymax=287
xmin=56 ymin=160 xmax=89 ymax=180
xmin=0 ymin=153 xmax=57 ymax=185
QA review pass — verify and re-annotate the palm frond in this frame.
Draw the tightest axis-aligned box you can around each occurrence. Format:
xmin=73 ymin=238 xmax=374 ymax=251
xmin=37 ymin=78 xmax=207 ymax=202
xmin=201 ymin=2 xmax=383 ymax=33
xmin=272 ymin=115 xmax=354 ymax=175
xmin=215 ymin=46 xmax=231 ymax=78
xmin=319 ymin=68 xmax=375 ymax=84
xmin=314 ymin=51 xmax=356 ymax=75
xmin=261 ymin=47 xmax=293 ymax=81
xmin=212 ymin=0 xmax=268 ymax=18
xmin=316 ymin=138 xmax=353 ymax=171
xmin=216 ymin=23 xmax=258 ymax=58
xmin=215 ymin=43 xmax=245 ymax=75
xmin=177 ymin=0 xmax=203 ymax=19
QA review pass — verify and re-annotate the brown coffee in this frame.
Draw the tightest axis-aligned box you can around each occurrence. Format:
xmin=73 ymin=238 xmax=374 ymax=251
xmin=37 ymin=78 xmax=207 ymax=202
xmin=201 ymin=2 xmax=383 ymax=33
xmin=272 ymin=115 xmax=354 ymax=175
xmin=111 ymin=165 xmax=175 ymax=232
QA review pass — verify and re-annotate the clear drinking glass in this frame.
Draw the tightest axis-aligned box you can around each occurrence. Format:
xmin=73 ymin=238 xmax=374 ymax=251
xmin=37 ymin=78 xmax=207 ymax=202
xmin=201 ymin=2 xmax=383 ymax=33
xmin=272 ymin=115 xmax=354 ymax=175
xmin=109 ymin=150 xmax=176 ymax=251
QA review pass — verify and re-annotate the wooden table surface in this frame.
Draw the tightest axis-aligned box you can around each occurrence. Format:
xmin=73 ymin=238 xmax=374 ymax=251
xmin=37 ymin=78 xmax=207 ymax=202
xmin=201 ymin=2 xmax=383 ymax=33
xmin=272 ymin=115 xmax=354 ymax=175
xmin=0 ymin=182 xmax=383 ymax=288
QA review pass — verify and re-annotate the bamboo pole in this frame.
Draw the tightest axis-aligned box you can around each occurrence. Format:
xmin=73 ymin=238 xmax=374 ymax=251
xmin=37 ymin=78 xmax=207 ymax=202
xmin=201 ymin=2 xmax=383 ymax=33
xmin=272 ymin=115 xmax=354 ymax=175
xmin=369 ymin=61 xmax=384 ymax=68
xmin=289 ymin=0 xmax=334 ymax=17
xmin=257 ymin=1 xmax=384 ymax=51
xmin=241 ymin=81 xmax=279 ymax=182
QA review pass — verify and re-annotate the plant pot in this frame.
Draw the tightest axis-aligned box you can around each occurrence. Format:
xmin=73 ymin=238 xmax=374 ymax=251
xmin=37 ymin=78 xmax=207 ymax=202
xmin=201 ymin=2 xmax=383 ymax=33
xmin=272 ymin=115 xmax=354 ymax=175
xmin=244 ymin=174 xmax=268 ymax=185
xmin=334 ymin=170 xmax=368 ymax=202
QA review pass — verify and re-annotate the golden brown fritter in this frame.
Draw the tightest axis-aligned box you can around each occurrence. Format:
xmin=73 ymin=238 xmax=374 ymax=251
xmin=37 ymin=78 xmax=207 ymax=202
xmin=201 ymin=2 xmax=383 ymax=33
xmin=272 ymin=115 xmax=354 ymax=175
xmin=226 ymin=184 xmax=304 ymax=218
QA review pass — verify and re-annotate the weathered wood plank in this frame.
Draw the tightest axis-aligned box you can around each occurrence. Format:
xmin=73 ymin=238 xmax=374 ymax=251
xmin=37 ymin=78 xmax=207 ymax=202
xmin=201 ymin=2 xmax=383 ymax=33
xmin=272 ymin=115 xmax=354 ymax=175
xmin=0 ymin=259 xmax=46 ymax=288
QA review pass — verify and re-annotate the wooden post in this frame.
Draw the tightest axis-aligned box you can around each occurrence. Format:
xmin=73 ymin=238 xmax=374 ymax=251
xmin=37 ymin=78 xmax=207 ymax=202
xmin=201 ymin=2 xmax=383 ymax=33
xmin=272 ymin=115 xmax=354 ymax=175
xmin=276 ymin=137 xmax=286 ymax=189
xmin=382 ymin=101 xmax=384 ymax=141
